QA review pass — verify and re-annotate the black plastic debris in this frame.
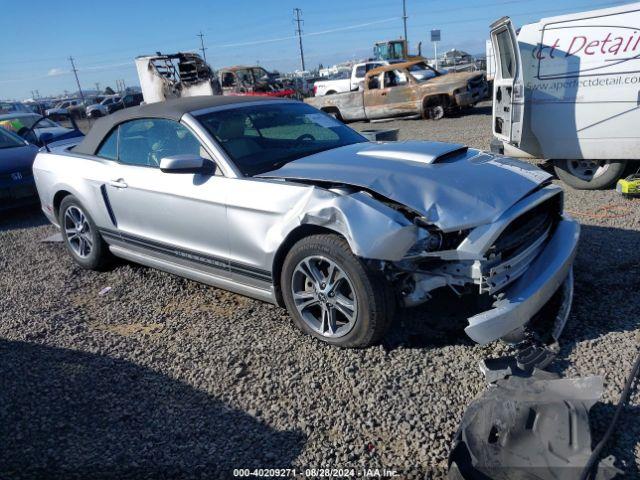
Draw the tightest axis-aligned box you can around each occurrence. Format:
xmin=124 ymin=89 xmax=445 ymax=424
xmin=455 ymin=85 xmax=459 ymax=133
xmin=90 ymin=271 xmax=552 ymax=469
xmin=479 ymin=342 xmax=559 ymax=384
xmin=448 ymin=374 xmax=621 ymax=480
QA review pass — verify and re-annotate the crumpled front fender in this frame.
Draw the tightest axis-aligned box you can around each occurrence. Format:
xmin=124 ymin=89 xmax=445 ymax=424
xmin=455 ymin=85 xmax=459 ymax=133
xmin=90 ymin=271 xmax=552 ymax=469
xmin=266 ymin=187 xmax=419 ymax=263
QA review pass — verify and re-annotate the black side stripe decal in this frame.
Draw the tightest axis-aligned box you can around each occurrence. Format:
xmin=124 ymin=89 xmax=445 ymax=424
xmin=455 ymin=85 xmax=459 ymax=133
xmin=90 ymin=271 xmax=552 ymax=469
xmin=99 ymin=228 xmax=272 ymax=282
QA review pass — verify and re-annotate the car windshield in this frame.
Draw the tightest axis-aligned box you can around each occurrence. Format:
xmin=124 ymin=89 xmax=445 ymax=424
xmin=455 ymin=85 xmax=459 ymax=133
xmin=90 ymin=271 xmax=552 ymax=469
xmin=0 ymin=114 xmax=59 ymax=130
xmin=196 ymin=102 xmax=366 ymax=176
xmin=408 ymin=62 xmax=442 ymax=76
xmin=0 ymin=127 xmax=25 ymax=149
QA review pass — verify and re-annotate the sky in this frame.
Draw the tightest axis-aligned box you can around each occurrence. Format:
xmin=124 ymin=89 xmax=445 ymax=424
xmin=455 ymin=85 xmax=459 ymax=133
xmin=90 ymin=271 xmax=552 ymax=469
xmin=0 ymin=0 xmax=630 ymax=100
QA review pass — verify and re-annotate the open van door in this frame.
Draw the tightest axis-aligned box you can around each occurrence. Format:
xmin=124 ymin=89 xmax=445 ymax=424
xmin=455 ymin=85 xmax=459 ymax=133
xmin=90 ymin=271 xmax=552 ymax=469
xmin=490 ymin=17 xmax=523 ymax=145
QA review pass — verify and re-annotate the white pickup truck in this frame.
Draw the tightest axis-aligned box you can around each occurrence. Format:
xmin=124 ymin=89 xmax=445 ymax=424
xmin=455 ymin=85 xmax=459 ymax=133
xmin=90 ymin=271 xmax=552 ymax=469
xmin=313 ymin=61 xmax=385 ymax=96
xmin=313 ymin=60 xmax=446 ymax=96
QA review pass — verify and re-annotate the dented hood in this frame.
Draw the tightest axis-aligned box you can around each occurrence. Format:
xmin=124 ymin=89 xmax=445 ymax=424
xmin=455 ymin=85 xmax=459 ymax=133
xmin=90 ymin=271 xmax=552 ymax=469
xmin=258 ymin=141 xmax=551 ymax=231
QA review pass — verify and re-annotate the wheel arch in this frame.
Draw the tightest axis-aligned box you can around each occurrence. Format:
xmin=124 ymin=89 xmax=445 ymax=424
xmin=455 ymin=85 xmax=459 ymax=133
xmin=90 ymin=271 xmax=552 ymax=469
xmin=53 ymin=189 xmax=74 ymax=218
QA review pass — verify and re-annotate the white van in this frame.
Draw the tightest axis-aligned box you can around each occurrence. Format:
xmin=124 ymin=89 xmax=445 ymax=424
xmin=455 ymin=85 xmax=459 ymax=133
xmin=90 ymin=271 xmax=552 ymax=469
xmin=490 ymin=3 xmax=640 ymax=189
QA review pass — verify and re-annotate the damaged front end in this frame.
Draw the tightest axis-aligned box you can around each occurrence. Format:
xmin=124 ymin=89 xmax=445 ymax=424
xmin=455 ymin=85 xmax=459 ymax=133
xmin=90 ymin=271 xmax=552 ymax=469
xmin=260 ymin=141 xmax=579 ymax=345
xmin=385 ymin=186 xmax=578 ymax=345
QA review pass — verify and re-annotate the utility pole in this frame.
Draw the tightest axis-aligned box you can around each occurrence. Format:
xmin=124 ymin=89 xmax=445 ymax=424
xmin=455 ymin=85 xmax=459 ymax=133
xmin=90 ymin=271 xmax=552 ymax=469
xmin=402 ymin=0 xmax=408 ymax=43
xmin=197 ymin=31 xmax=208 ymax=62
xmin=293 ymin=8 xmax=306 ymax=72
xmin=94 ymin=82 xmax=101 ymax=94
xmin=68 ymin=56 xmax=85 ymax=102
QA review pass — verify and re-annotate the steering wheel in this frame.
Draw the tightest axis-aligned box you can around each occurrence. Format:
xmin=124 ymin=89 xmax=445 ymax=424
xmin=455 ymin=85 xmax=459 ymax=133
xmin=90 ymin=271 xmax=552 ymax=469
xmin=295 ymin=133 xmax=316 ymax=145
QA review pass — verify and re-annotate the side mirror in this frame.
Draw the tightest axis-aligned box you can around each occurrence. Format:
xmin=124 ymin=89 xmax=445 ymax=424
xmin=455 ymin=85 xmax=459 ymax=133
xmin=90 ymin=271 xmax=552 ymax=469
xmin=159 ymin=154 xmax=205 ymax=173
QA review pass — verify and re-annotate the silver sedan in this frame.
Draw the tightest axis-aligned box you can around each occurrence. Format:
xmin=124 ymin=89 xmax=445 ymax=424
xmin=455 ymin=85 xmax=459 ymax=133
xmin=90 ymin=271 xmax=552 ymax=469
xmin=33 ymin=96 xmax=579 ymax=347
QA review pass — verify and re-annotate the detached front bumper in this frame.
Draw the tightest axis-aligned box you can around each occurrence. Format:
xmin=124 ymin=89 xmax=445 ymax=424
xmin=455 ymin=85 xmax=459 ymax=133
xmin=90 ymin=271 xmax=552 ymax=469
xmin=465 ymin=217 xmax=580 ymax=345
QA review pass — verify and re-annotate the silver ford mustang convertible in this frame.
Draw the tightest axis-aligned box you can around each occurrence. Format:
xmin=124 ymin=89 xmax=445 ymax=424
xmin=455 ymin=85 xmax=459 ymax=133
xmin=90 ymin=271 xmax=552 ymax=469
xmin=33 ymin=96 xmax=579 ymax=348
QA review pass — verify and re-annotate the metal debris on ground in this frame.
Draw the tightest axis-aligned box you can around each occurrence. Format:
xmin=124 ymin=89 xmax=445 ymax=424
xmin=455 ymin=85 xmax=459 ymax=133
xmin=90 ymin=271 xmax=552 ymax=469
xmin=98 ymin=287 xmax=112 ymax=296
xmin=41 ymin=232 xmax=63 ymax=243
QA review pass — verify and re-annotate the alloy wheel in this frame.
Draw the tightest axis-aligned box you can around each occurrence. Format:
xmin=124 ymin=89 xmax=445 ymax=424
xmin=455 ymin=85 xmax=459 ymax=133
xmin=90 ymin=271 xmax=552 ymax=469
xmin=291 ymin=255 xmax=358 ymax=338
xmin=63 ymin=206 xmax=93 ymax=258
xmin=567 ymin=159 xmax=610 ymax=181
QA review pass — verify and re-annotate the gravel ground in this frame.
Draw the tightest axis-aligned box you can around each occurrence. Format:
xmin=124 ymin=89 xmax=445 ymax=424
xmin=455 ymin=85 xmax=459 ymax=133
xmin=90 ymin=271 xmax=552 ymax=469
xmin=1 ymin=100 xmax=639 ymax=478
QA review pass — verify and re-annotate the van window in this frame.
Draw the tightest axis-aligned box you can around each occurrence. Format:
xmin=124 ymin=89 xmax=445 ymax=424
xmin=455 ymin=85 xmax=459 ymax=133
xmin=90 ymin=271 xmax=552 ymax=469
xmin=496 ymin=30 xmax=515 ymax=79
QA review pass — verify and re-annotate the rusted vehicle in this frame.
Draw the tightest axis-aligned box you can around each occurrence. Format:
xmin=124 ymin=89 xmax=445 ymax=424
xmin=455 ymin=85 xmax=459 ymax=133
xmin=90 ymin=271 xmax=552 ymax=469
xmin=218 ymin=66 xmax=295 ymax=98
xmin=305 ymin=60 xmax=487 ymax=121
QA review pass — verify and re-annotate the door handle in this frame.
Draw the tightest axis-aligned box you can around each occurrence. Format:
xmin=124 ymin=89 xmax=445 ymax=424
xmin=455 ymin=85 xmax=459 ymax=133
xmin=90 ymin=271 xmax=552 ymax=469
xmin=381 ymin=91 xmax=388 ymax=96
xmin=109 ymin=178 xmax=128 ymax=188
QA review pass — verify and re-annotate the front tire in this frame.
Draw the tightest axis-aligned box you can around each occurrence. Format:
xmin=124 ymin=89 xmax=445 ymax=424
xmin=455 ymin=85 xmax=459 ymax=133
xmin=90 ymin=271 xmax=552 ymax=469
xmin=59 ymin=195 xmax=112 ymax=270
xmin=553 ymin=159 xmax=627 ymax=190
xmin=281 ymin=234 xmax=394 ymax=348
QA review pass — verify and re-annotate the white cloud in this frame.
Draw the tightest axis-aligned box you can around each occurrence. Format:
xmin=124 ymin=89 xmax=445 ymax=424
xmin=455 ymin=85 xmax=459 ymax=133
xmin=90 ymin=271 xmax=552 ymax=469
xmin=47 ymin=68 xmax=68 ymax=77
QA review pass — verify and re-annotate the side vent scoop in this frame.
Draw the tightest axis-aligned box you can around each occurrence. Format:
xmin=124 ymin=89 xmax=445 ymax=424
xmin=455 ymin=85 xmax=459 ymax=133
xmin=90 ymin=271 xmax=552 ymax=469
xmin=357 ymin=140 xmax=467 ymax=164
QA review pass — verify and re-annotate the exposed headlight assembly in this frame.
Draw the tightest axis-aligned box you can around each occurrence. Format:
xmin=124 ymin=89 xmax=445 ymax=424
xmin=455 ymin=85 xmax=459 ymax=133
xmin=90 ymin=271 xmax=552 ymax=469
xmin=406 ymin=230 xmax=443 ymax=256
xmin=405 ymin=216 xmax=469 ymax=256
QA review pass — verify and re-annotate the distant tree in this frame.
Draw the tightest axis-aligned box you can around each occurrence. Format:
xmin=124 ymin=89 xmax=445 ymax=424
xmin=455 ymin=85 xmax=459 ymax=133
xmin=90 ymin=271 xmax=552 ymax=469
xmin=318 ymin=63 xmax=324 ymax=70
xmin=104 ymin=86 xmax=115 ymax=95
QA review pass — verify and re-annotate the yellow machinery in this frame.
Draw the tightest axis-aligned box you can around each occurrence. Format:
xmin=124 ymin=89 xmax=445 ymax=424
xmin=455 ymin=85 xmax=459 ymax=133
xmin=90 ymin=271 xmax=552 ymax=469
xmin=616 ymin=174 xmax=640 ymax=196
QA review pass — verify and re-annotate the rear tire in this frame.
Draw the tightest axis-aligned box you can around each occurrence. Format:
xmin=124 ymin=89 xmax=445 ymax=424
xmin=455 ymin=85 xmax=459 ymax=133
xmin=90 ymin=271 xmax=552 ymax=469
xmin=553 ymin=159 xmax=626 ymax=190
xmin=281 ymin=234 xmax=395 ymax=348
xmin=59 ymin=195 xmax=112 ymax=270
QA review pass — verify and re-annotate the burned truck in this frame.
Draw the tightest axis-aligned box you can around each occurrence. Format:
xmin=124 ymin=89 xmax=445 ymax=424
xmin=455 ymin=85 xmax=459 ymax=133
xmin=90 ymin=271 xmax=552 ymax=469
xmin=135 ymin=52 xmax=221 ymax=104
xmin=218 ymin=65 xmax=296 ymax=98
xmin=306 ymin=60 xmax=487 ymax=121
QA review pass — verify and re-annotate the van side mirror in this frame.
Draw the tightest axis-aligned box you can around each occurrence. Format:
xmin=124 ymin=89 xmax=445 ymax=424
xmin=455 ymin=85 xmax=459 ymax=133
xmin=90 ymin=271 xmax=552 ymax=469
xmin=159 ymin=154 xmax=205 ymax=173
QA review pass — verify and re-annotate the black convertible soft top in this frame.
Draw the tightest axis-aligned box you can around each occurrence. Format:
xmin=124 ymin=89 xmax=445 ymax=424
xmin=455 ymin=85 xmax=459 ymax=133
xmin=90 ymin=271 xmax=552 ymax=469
xmin=73 ymin=95 xmax=284 ymax=156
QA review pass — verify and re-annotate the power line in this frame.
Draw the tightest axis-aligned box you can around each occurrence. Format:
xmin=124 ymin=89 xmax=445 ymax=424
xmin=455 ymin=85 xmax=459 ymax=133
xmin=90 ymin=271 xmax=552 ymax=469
xmin=198 ymin=31 xmax=208 ymax=62
xmin=68 ymin=56 xmax=85 ymax=101
xmin=293 ymin=8 xmax=306 ymax=71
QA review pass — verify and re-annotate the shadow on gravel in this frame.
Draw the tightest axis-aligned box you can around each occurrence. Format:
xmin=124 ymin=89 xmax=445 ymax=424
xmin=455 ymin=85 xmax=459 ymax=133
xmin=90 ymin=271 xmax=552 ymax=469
xmin=383 ymin=289 xmax=477 ymax=350
xmin=0 ymin=205 xmax=48 ymax=232
xmin=0 ymin=339 xmax=305 ymax=479
xmin=561 ymin=224 xmax=640 ymax=345
xmin=453 ymin=104 xmax=492 ymax=118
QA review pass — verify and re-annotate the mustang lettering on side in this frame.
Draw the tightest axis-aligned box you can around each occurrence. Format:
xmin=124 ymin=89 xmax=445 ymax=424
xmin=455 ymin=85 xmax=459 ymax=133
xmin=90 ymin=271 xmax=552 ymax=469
xmin=32 ymin=96 xmax=579 ymax=347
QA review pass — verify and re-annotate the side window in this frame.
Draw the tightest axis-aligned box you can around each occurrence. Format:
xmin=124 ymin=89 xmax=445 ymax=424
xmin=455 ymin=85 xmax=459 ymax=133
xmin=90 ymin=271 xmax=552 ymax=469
xmin=96 ymin=127 xmax=118 ymax=160
xmin=118 ymin=119 xmax=202 ymax=167
xmin=222 ymin=72 xmax=236 ymax=87
xmin=496 ymin=30 xmax=515 ymax=79
xmin=354 ymin=65 xmax=366 ymax=78
xmin=383 ymin=70 xmax=408 ymax=87
xmin=368 ymin=74 xmax=381 ymax=90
